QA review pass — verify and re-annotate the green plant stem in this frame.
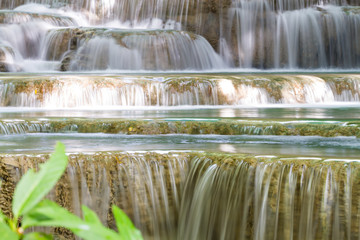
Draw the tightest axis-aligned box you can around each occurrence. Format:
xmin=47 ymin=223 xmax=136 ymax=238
xmin=9 ymin=218 xmax=18 ymax=233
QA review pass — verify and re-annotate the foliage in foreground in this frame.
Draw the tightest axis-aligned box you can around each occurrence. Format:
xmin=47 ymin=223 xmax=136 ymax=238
xmin=0 ymin=142 xmax=143 ymax=240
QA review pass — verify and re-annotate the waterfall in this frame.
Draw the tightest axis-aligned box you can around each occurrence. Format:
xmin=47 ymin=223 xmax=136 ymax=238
xmin=0 ymin=118 xmax=358 ymax=137
xmin=1 ymin=152 xmax=360 ymax=239
xmin=0 ymin=0 xmax=359 ymax=71
xmin=221 ymin=1 xmax=360 ymax=68
xmin=268 ymin=0 xmax=355 ymax=11
xmin=60 ymin=31 xmax=225 ymax=71
xmin=179 ymin=156 xmax=360 ymax=240
xmin=0 ymin=120 xmax=52 ymax=134
xmin=0 ymin=75 xmax=359 ymax=107
xmin=0 ymin=152 xmax=189 ymax=239
xmin=0 ymin=0 xmax=360 ymax=239
xmin=0 ymin=0 xmax=202 ymax=25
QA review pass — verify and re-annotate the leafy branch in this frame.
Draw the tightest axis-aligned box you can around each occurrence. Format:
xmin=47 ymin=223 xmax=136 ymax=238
xmin=0 ymin=142 xmax=143 ymax=240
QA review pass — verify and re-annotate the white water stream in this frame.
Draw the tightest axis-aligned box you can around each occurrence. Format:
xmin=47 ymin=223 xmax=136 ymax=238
xmin=0 ymin=0 xmax=359 ymax=71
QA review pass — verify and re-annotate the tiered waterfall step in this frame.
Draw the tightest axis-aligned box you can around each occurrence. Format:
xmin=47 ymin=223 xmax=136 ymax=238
xmin=0 ymin=0 xmax=359 ymax=239
xmin=0 ymin=118 xmax=359 ymax=137
xmin=1 ymin=74 xmax=360 ymax=107
xmin=2 ymin=1 xmax=360 ymax=71
xmin=0 ymin=118 xmax=359 ymax=157
xmin=43 ymin=28 xmax=224 ymax=71
xmin=1 ymin=151 xmax=360 ymax=239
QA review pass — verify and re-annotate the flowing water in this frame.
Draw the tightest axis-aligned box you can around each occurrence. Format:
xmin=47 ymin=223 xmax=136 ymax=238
xmin=0 ymin=74 xmax=359 ymax=107
xmin=2 ymin=152 xmax=360 ymax=239
xmin=0 ymin=0 xmax=360 ymax=239
xmin=0 ymin=0 xmax=360 ymax=71
xmin=2 ymin=133 xmax=360 ymax=157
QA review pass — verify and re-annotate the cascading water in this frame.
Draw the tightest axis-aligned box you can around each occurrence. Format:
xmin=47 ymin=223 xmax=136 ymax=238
xmin=221 ymin=0 xmax=360 ymax=68
xmin=0 ymin=0 xmax=203 ymax=25
xmin=0 ymin=0 xmax=359 ymax=71
xmin=179 ymin=156 xmax=360 ymax=240
xmin=0 ymin=152 xmax=189 ymax=239
xmin=2 ymin=153 xmax=360 ymax=239
xmin=0 ymin=75 xmax=359 ymax=108
xmin=0 ymin=0 xmax=360 ymax=240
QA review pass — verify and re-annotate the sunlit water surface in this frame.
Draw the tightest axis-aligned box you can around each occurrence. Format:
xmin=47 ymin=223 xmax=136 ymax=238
xmin=1 ymin=133 xmax=359 ymax=157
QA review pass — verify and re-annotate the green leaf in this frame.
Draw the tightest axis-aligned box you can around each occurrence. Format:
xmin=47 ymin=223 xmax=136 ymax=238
xmin=22 ymin=200 xmax=88 ymax=230
xmin=0 ymin=210 xmax=7 ymax=223
xmin=0 ymin=221 xmax=19 ymax=240
xmin=12 ymin=142 xmax=68 ymax=218
xmin=82 ymin=205 xmax=103 ymax=226
xmin=112 ymin=206 xmax=143 ymax=240
xmin=23 ymin=232 xmax=53 ymax=240
xmin=23 ymin=200 xmax=119 ymax=240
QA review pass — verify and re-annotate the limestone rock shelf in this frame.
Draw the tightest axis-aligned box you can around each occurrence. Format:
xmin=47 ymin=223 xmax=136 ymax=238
xmin=0 ymin=118 xmax=359 ymax=137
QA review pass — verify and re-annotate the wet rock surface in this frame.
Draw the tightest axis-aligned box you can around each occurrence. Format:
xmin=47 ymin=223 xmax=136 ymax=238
xmin=0 ymin=62 xmax=22 ymax=72
xmin=0 ymin=118 xmax=359 ymax=137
